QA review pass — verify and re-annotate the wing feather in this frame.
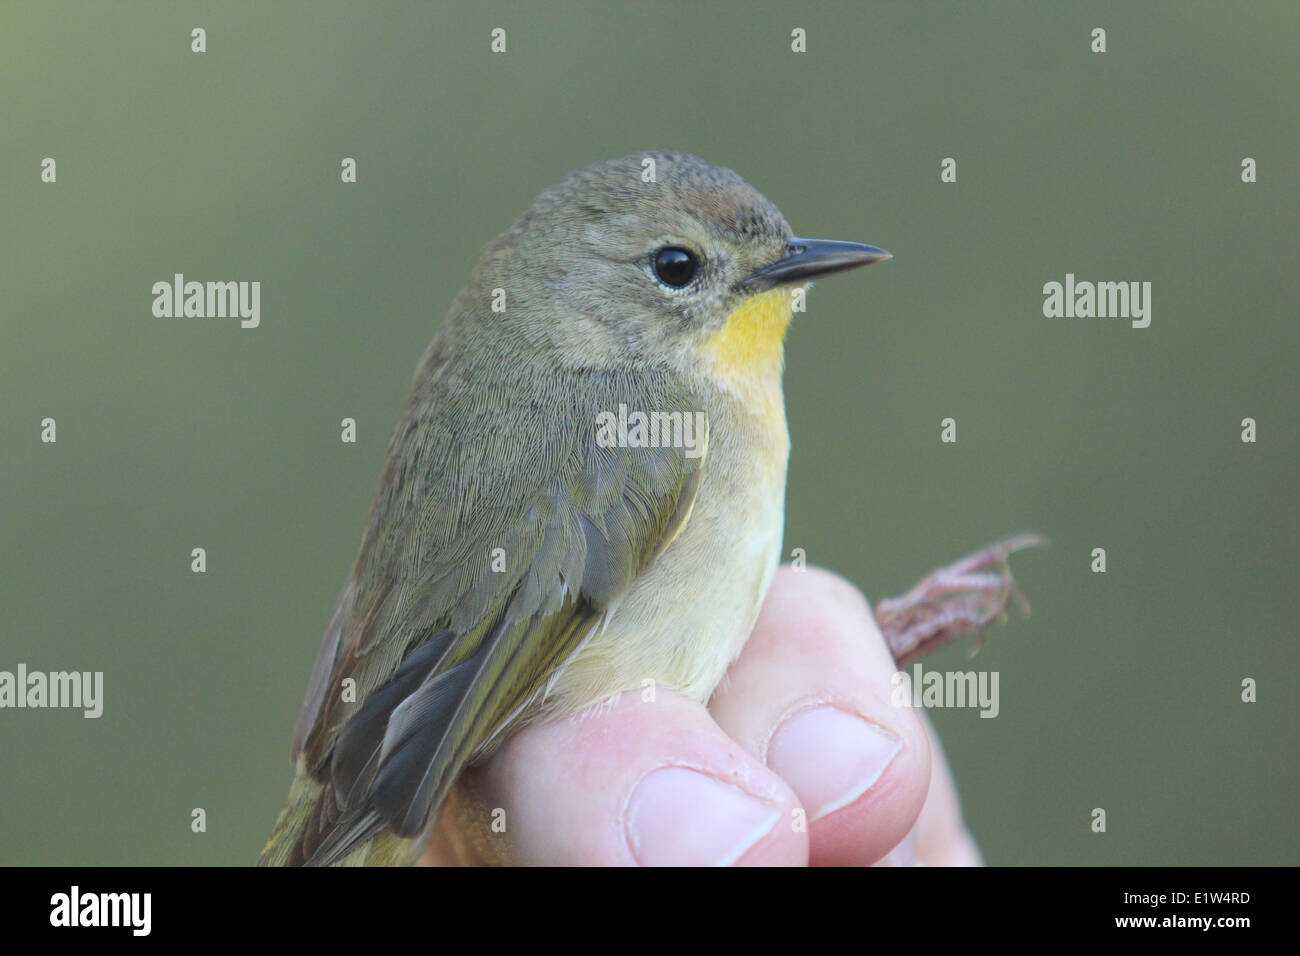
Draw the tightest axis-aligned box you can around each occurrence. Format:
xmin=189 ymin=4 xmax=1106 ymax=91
xmin=287 ymin=351 xmax=706 ymax=866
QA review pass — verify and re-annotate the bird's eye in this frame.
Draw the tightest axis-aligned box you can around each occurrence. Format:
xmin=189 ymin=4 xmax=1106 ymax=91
xmin=652 ymin=246 xmax=699 ymax=287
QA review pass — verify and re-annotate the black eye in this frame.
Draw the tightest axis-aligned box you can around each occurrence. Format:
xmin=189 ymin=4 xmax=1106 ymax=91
xmin=652 ymin=246 xmax=698 ymax=287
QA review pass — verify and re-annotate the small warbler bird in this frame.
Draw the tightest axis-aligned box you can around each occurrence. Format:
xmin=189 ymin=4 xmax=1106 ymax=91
xmin=260 ymin=152 xmax=1034 ymax=866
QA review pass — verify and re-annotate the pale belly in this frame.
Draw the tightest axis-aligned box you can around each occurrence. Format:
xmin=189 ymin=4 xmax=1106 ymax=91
xmin=546 ymin=409 xmax=790 ymax=712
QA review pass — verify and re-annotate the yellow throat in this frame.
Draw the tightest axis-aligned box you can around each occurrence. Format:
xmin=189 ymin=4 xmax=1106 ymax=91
xmin=702 ymin=287 xmax=797 ymax=397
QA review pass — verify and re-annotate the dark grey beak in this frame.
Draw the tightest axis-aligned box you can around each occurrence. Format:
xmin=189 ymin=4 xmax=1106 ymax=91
xmin=742 ymin=238 xmax=892 ymax=290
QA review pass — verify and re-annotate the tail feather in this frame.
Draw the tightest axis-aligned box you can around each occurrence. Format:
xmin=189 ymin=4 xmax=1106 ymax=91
xmin=258 ymin=764 xmax=320 ymax=866
xmin=258 ymin=763 xmax=421 ymax=866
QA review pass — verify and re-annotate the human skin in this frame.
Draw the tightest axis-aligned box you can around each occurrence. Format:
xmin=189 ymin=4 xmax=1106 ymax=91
xmin=421 ymin=565 xmax=983 ymax=866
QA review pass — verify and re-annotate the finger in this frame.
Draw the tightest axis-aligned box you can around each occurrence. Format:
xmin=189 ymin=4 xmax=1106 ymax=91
xmin=709 ymin=566 xmax=933 ymax=866
xmin=912 ymin=713 xmax=983 ymax=866
xmin=872 ymin=716 xmax=982 ymax=866
xmin=433 ymin=687 xmax=809 ymax=866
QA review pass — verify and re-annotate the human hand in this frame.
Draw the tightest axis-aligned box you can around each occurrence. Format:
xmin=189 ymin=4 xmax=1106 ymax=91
xmin=422 ymin=565 xmax=982 ymax=866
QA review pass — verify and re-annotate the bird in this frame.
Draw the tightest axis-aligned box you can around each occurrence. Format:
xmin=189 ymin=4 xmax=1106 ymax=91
xmin=259 ymin=151 xmax=1036 ymax=866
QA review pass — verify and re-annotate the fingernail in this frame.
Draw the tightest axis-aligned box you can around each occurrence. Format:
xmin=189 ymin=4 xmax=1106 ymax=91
xmin=626 ymin=767 xmax=780 ymax=866
xmin=767 ymin=706 xmax=901 ymax=822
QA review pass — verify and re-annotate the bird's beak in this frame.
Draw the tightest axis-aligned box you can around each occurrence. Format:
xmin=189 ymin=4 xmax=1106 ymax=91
xmin=742 ymin=238 xmax=892 ymax=290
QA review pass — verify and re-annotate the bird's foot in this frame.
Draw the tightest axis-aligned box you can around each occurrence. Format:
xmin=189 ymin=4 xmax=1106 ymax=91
xmin=875 ymin=533 xmax=1045 ymax=667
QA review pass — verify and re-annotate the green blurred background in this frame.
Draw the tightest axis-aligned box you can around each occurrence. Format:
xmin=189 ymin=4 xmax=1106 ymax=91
xmin=2 ymin=1 xmax=1296 ymax=866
